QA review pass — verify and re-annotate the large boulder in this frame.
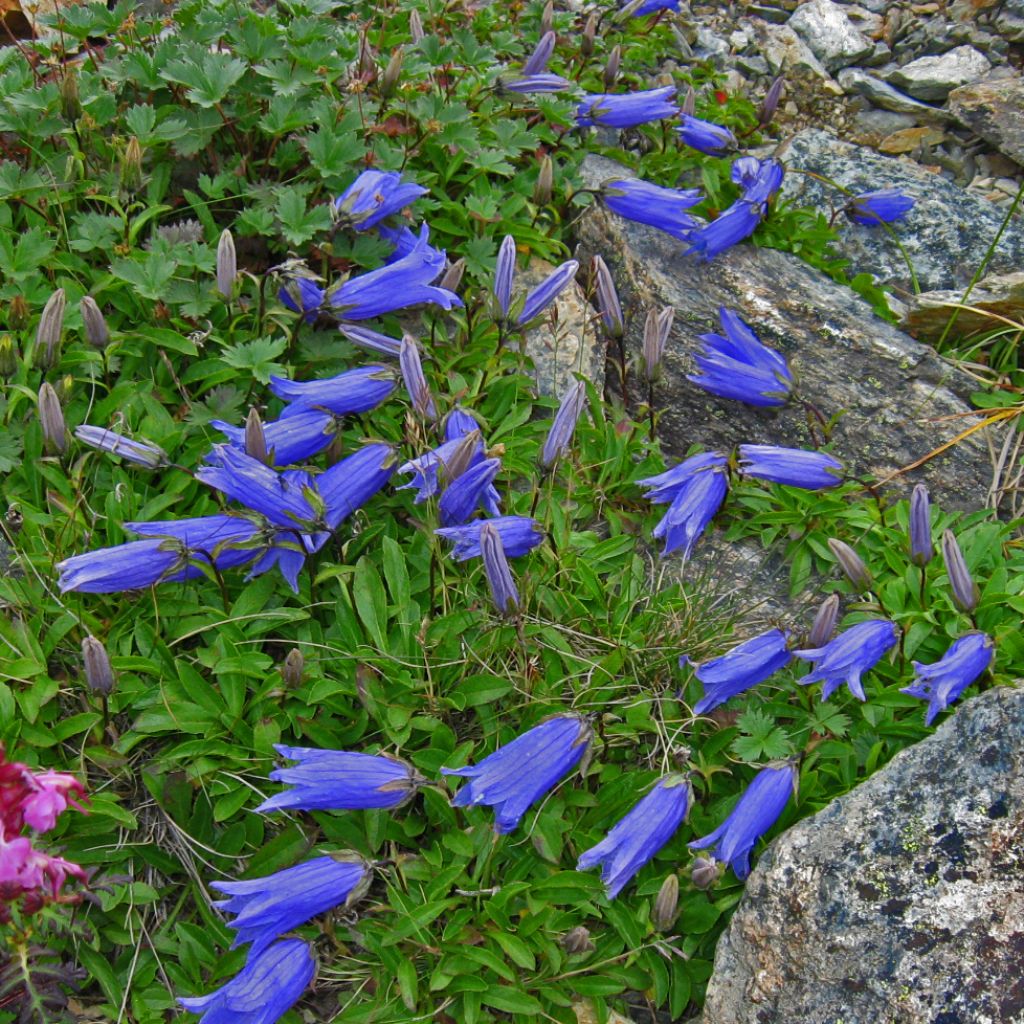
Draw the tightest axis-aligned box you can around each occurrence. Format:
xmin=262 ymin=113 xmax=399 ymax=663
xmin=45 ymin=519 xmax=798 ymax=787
xmin=701 ymin=686 xmax=1024 ymax=1024
xmin=575 ymin=154 xmax=993 ymax=513
xmin=778 ymin=128 xmax=1024 ymax=292
xmin=948 ymin=73 xmax=1024 ymax=168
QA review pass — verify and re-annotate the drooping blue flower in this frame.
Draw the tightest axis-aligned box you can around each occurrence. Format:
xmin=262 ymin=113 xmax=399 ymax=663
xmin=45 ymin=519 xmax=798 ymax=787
xmin=637 ymin=450 xmax=729 ymax=504
xmin=438 ymin=457 xmax=502 ymax=526
xmin=793 ymin=618 xmax=899 ymax=701
xmin=340 ymin=324 xmax=403 ymax=357
xmin=378 ymin=222 xmax=445 ymax=269
xmin=278 ymin=278 xmax=325 ymax=323
xmin=270 ymin=366 xmax=396 ymax=419
xmin=522 ymin=30 xmax=555 ymax=76
xmin=732 ymin=157 xmax=785 ymax=204
xmin=256 ymin=744 xmax=423 ymax=813
xmin=908 ymin=483 xmax=933 ymax=567
xmin=329 ymin=234 xmax=462 ymax=320
xmin=436 ymin=516 xmax=544 ymax=560
xmin=399 ymin=335 xmax=437 ymax=420
xmin=738 ymin=445 xmax=844 ymax=490
xmin=480 ymin=522 xmax=520 ymax=614
xmin=212 ymin=411 xmax=337 ymax=467
xmin=398 ymin=435 xmax=481 ymax=502
xmin=517 ymin=260 xmax=580 ymax=325
xmin=576 ymin=87 xmax=678 ymax=129
xmin=688 ymin=307 xmax=792 ymax=407
xmin=577 ymin=774 xmax=691 ymax=898
xmin=684 ymin=629 xmax=792 ymax=714
xmin=689 ymin=762 xmax=797 ymax=879
xmin=600 ymin=177 xmax=702 ymax=242
xmin=73 ymin=426 xmax=167 ymax=468
xmin=941 ymin=529 xmax=980 ymax=613
xmin=501 ymin=73 xmax=572 ymax=94
xmin=177 ymin=939 xmax=314 ymax=1024
xmin=57 ymin=516 xmax=262 ymax=593
xmin=684 ymin=201 xmax=762 ymax=261
xmin=334 ymin=170 xmax=426 ymax=231
xmin=317 ymin=443 xmax=395 ymax=530
xmin=846 ymin=188 xmax=914 ymax=227
xmin=677 ymin=114 xmax=737 ymax=156
xmin=442 ymin=714 xmax=592 ymax=833
xmin=651 ymin=467 xmax=728 ymax=558
xmin=901 ymin=633 xmax=994 ymax=725
xmin=212 ymin=856 xmax=370 ymax=955
xmin=540 ymin=380 xmax=588 ymax=468
xmin=627 ymin=0 xmax=681 ymax=16
xmin=494 ymin=235 xmax=517 ymax=317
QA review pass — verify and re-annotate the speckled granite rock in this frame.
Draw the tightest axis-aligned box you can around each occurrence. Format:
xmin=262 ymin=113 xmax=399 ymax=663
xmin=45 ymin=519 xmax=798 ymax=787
xmin=901 ymin=271 xmax=1024 ymax=341
xmin=949 ymin=73 xmax=1024 ymax=167
xmin=575 ymin=154 xmax=992 ymax=512
xmin=702 ymin=685 xmax=1024 ymax=1024
xmin=779 ymin=128 xmax=1024 ymax=292
xmin=888 ymin=45 xmax=992 ymax=103
xmin=787 ymin=0 xmax=873 ymax=72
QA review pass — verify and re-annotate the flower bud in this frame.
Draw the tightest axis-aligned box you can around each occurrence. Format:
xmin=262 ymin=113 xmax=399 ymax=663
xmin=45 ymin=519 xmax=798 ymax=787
xmin=642 ymin=306 xmax=673 ymax=383
xmin=38 ymin=382 xmax=67 ymax=455
xmin=35 ymin=288 xmax=66 ymax=370
xmin=409 ymin=9 xmax=425 ymax=43
xmin=691 ymin=856 xmax=719 ymax=890
xmin=481 ymin=522 xmax=519 ymax=615
xmin=381 ymin=46 xmax=404 ymax=97
xmin=438 ymin=430 xmax=481 ymax=486
xmin=244 ymin=407 xmax=270 ymax=465
xmin=0 ymin=335 xmax=17 ymax=377
xmin=79 ymin=296 xmax=110 ymax=349
xmin=439 ymin=258 xmax=465 ymax=295
xmin=759 ymin=76 xmax=784 ymax=127
xmin=399 ymin=334 xmax=437 ymax=421
xmin=541 ymin=0 xmax=554 ymax=35
xmin=120 ymin=137 xmax=144 ymax=193
xmin=8 ymin=295 xmax=29 ymax=331
xmin=827 ymin=538 xmax=872 ymax=593
xmin=681 ymin=86 xmax=696 ymax=118
xmin=358 ymin=34 xmax=376 ymax=79
xmin=560 ymin=925 xmax=594 ymax=954
xmin=6 ymin=505 xmax=24 ymax=536
xmin=82 ymin=636 xmax=115 ymax=696
xmin=592 ymin=255 xmax=623 ymax=338
xmin=602 ymin=45 xmax=621 ymax=91
xmin=282 ymin=648 xmax=304 ymax=688
xmin=652 ymin=874 xmax=679 ymax=931
xmin=941 ymin=529 xmax=980 ymax=613
xmin=540 ymin=379 xmax=587 ymax=469
xmin=807 ymin=593 xmax=840 ymax=649
xmin=216 ymin=229 xmax=237 ymax=300
xmin=909 ymin=483 xmax=933 ymax=567
xmin=534 ymin=154 xmax=554 ymax=207
xmin=60 ymin=70 xmax=82 ymax=122
xmin=581 ymin=12 xmax=597 ymax=58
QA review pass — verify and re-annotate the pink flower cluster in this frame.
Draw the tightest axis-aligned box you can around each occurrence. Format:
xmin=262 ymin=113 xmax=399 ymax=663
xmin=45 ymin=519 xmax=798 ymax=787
xmin=0 ymin=744 xmax=87 ymax=921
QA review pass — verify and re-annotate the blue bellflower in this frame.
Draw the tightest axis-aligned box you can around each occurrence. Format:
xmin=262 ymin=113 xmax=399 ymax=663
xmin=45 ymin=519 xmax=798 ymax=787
xmin=212 ymin=855 xmax=369 ymax=955
xmin=847 ymin=188 xmax=914 ymax=226
xmin=399 ymin=335 xmax=437 ymax=420
xmin=733 ymin=157 xmax=785 ymax=204
xmin=637 ymin=450 xmax=728 ymax=504
xmin=73 ymin=426 xmax=167 ymax=468
xmin=677 ymin=114 xmax=737 ymax=156
xmin=518 ymin=260 xmax=580 ymax=325
xmin=317 ymin=443 xmax=395 ymax=530
xmin=436 ymin=515 xmax=544 ymax=560
xmin=522 ymin=30 xmax=555 ymax=76
xmin=909 ymin=483 xmax=934 ymax=567
xmin=279 ymin=278 xmax=325 ymax=323
xmin=438 ymin=457 xmax=502 ymax=526
xmin=493 ymin=235 xmax=517 ymax=317
xmin=270 ymin=366 xmax=396 ymax=418
xmin=901 ymin=632 xmax=994 ymax=725
xmin=340 ymin=323 xmax=403 ymax=357
xmin=688 ymin=308 xmax=792 ymax=406
xmin=684 ymin=629 xmax=792 ymax=714
xmin=178 ymin=939 xmax=314 ymax=1024
xmin=600 ymin=177 xmax=702 ymax=242
xmin=442 ymin=714 xmax=592 ymax=833
xmin=738 ymin=445 xmax=844 ymax=490
xmin=257 ymin=744 xmax=422 ymax=813
xmin=628 ymin=0 xmax=681 ymax=15
xmin=480 ymin=521 xmax=520 ymax=614
xmin=399 ymin=436 xmax=483 ymax=503
xmin=501 ymin=73 xmax=571 ymax=94
xmin=794 ymin=618 xmax=899 ymax=701
xmin=577 ymin=773 xmax=691 ymax=898
xmin=212 ymin=410 xmax=337 ymax=467
xmin=540 ymin=380 xmax=587 ymax=468
xmin=689 ymin=762 xmax=797 ymax=879
xmin=576 ymin=87 xmax=678 ymax=129
xmin=334 ymin=170 xmax=426 ymax=231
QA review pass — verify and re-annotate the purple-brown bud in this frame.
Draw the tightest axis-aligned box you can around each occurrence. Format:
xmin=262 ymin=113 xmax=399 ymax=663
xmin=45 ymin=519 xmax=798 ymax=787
xmin=217 ymin=229 xmax=237 ymax=300
xmin=439 ymin=258 xmax=466 ymax=295
xmin=409 ymin=9 xmax=425 ymax=43
xmin=82 ymin=635 xmax=115 ymax=696
xmin=541 ymin=0 xmax=554 ymax=36
xmin=827 ymin=538 xmax=872 ymax=593
xmin=652 ymin=874 xmax=679 ymax=931
xmin=282 ymin=648 xmax=305 ymax=688
xmin=909 ymin=483 xmax=933 ymax=567
xmin=807 ymin=593 xmax=840 ymax=649
xmin=560 ymin=926 xmax=594 ymax=954
xmin=581 ymin=13 xmax=598 ymax=58
xmin=642 ymin=306 xmax=673 ymax=382
xmin=759 ymin=76 xmax=784 ymax=127
xmin=244 ymin=407 xmax=270 ymax=465
xmin=80 ymin=296 xmax=110 ymax=349
xmin=534 ymin=155 xmax=554 ymax=207
xmin=603 ymin=45 xmax=621 ymax=91
xmin=38 ymin=382 xmax=67 ymax=455
xmin=399 ymin=334 xmax=437 ymax=421
xmin=941 ymin=529 xmax=980 ymax=613
xmin=691 ymin=856 xmax=719 ymax=890
xmin=681 ymin=86 xmax=696 ymax=118
xmin=592 ymin=255 xmax=623 ymax=338
xmin=382 ymin=46 xmax=404 ymax=97
xmin=35 ymin=288 xmax=66 ymax=370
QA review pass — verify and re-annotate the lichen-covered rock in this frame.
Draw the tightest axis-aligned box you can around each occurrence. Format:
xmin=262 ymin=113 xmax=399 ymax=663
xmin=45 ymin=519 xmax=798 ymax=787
xmin=779 ymin=128 xmax=1024 ymax=292
xmin=901 ymin=271 xmax=1024 ymax=342
xmin=888 ymin=45 xmax=992 ymax=102
xmin=949 ymin=73 xmax=1024 ymax=167
xmin=702 ymin=686 xmax=1024 ymax=1024
xmin=575 ymin=154 xmax=993 ymax=513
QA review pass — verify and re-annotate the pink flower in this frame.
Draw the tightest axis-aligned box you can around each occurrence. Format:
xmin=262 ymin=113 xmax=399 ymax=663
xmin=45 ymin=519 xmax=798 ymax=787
xmin=21 ymin=770 xmax=85 ymax=832
xmin=0 ymin=833 xmax=34 ymax=886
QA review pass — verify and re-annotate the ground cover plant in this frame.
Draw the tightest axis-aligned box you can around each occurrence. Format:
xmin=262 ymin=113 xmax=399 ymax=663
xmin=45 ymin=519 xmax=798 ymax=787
xmin=1 ymin=0 xmax=1022 ymax=1021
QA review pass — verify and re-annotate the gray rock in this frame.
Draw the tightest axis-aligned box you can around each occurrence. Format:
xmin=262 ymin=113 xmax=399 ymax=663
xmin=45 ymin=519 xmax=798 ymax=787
xmin=754 ymin=22 xmax=835 ymax=85
xmin=994 ymin=0 xmax=1024 ymax=42
xmin=735 ymin=53 xmax=770 ymax=77
xmin=745 ymin=3 xmax=790 ymax=24
xmin=702 ymin=685 xmax=1024 ymax=1024
xmin=888 ymin=45 xmax=992 ymax=102
xmin=779 ymin=128 xmax=1024 ymax=292
xmin=695 ymin=25 xmax=731 ymax=64
xmin=520 ymin=259 xmax=603 ymax=399
xmin=948 ymin=73 xmax=1024 ymax=167
xmin=849 ymin=108 xmax=921 ymax=147
xmin=788 ymin=0 xmax=874 ymax=71
xmin=901 ymin=270 xmax=1024 ymax=342
xmin=576 ymin=154 xmax=993 ymax=511
xmin=836 ymin=67 xmax=954 ymax=125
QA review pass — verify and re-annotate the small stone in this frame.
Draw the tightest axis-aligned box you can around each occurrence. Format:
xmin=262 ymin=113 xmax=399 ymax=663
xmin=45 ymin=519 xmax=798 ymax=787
xmin=849 ymin=108 xmax=920 ymax=147
xmin=736 ymin=53 xmax=770 ymax=77
xmin=837 ymin=67 xmax=954 ymax=125
xmin=755 ymin=21 xmax=834 ymax=83
xmin=877 ymin=125 xmax=946 ymax=154
xmin=746 ymin=3 xmax=790 ymax=23
xmin=888 ymin=45 xmax=992 ymax=103
xmin=902 ymin=270 xmax=1024 ymax=340
xmin=788 ymin=0 xmax=874 ymax=71
xmin=948 ymin=73 xmax=1024 ymax=166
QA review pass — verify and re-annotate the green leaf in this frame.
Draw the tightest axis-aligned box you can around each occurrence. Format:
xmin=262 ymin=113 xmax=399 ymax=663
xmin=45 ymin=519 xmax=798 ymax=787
xmin=482 ymin=987 xmax=545 ymax=1017
xmin=164 ymin=52 xmax=248 ymax=107
xmin=276 ymin=186 xmax=332 ymax=246
xmin=220 ymin=335 xmax=288 ymax=384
